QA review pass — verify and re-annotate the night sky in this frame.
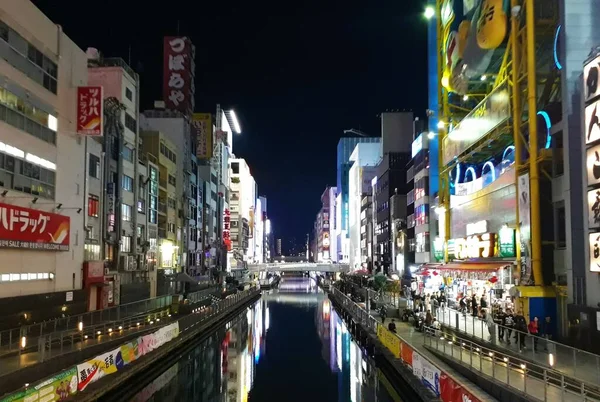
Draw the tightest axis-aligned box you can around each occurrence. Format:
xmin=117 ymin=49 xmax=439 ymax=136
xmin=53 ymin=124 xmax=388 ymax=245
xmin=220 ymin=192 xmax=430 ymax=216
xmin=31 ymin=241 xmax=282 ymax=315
xmin=33 ymin=0 xmax=428 ymax=244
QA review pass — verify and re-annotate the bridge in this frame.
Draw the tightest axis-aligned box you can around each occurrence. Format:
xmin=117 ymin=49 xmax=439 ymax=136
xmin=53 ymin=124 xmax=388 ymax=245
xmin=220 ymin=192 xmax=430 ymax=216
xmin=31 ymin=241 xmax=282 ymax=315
xmin=247 ymin=262 xmax=349 ymax=273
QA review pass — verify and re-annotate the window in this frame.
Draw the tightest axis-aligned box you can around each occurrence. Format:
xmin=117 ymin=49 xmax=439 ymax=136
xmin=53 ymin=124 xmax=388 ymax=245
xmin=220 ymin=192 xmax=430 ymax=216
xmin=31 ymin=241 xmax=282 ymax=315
xmin=121 ymin=204 xmax=132 ymax=221
xmin=0 ymin=23 xmax=57 ymax=94
xmin=125 ymin=113 xmax=137 ymax=132
xmin=0 ymin=152 xmax=56 ymax=199
xmin=0 ymin=88 xmax=57 ymax=144
xmin=150 ymin=166 xmax=158 ymax=182
xmin=211 ymin=174 xmax=218 ymax=185
xmin=125 ymin=87 xmax=133 ymax=101
xmin=149 ymin=210 xmax=158 ymax=224
xmin=137 ymin=199 xmax=145 ymax=213
xmin=122 ymin=175 xmax=133 ymax=191
xmin=89 ymin=154 xmax=100 ymax=179
xmin=231 ymin=162 xmax=240 ymax=174
xmin=122 ymin=146 xmax=134 ymax=162
xmin=120 ymin=236 xmax=132 ymax=252
xmin=552 ymin=130 xmax=564 ymax=177
xmin=168 ymin=222 xmax=176 ymax=233
xmin=0 ymin=272 xmax=54 ymax=282
xmin=555 ymin=201 xmax=566 ymax=249
xmin=84 ymin=244 xmax=101 ymax=261
xmin=137 ymin=225 xmax=145 ymax=239
xmin=88 ymin=195 xmax=99 ymax=217
xmin=168 ymin=174 xmax=176 ymax=186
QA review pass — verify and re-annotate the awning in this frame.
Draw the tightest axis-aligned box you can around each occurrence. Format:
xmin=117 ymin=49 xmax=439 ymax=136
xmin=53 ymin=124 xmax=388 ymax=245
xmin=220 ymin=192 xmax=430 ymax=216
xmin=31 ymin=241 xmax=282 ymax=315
xmin=436 ymin=262 xmax=512 ymax=271
xmin=416 ymin=261 xmax=512 ymax=274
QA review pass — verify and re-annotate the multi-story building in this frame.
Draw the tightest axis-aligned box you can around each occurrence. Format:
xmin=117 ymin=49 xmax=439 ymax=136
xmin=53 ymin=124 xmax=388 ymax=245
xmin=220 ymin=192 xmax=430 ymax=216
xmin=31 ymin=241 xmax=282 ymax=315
xmin=87 ymin=53 xmax=155 ymax=305
xmin=315 ymin=187 xmax=336 ymax=262
xmin=359 ymin=195 xmax=373 ymax=270
xmin=140 ymin=129 xmax=179 ymax=294
xmin=256 ymin=196 xmax=268 ymax=264
xmin=276 ymin=238 xmax=282 ymax=256
xmin=229 ymin=158 xmax=255 ymax=268
xmin=335 ymin=137 xmax=380 ymax=263
xmin=348 ymin=144 xmax=380 ymax=270
xmin=0 ymin=2 xmax=87 ymax=326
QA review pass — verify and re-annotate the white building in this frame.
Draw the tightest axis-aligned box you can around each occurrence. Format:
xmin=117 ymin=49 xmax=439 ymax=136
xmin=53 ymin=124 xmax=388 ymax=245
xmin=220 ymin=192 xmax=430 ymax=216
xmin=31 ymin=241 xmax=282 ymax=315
xmin=0 ymin=2 xmax=86 ymax=315
xmin=348 ymin=143 xmax=381 ymax=270
xmin=229 ymin=158 xmax=256 ymax=267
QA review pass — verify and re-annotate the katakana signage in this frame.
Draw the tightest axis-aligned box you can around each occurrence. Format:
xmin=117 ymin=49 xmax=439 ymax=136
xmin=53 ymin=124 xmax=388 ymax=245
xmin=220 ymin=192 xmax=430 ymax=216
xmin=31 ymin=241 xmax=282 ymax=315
xmin=0 ymin=202 xmax=70 ymax=251
xmin=76 ymin=86 xmax=103 ymax=136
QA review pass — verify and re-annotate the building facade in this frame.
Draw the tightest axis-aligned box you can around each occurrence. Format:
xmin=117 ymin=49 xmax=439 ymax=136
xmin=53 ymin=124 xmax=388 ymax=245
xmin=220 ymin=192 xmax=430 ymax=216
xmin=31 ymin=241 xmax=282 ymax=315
xmin=0 ymin=2 xmax=87 ymax=326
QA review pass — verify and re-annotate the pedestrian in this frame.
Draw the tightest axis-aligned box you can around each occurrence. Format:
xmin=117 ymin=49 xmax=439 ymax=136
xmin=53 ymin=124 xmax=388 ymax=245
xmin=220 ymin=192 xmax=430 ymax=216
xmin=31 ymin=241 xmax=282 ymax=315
xmin=503 ymin=309 xmax=515 ymax=345
xmin=380 ymin=305 xmax=387 ymax=324
xmin=528 ymin=316 xmax=540 ymax=351
xmin=541 ymin=316 xmax=554 ymax=351
xmin=480 ymin=294 xmax=488 ymax=313
xmin=514 ymin=312 xmax=528 ymax=350
xmin=459 ymin=295 xmax=467 ymax=315
xmin=425 ymin=309 xmax=433 ymax=328
xmin=471 ymin=294 xmax=478 ymax=317
xmin=495 ymin=308 xmax=506 ymax=341
xmin=429 ymin=294 xmax=436 ymax=317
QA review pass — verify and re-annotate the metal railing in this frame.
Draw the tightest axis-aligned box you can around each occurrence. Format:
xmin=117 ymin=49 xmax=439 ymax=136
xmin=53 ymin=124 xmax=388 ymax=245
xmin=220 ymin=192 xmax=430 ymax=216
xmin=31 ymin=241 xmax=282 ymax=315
xmin=424 ymin=331 xmax=600 ymax=401
xmin=0 ymin=287 xmax=216 ymax=358
xmin=331 ymin=286 xmax=600 ymax=402
xmin=433 ymin=306 xmax=600 ymax=386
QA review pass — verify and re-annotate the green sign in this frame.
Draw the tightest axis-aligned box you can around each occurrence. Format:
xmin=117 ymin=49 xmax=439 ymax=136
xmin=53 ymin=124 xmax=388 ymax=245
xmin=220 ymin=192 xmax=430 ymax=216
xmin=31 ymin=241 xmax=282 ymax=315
xmin=0 ymin=367 xmax=78 ymax=402
xmin=433 ymin=238 xmax=444 ymax=262
xmin=499 ymin=227 xmax=516 ymax=258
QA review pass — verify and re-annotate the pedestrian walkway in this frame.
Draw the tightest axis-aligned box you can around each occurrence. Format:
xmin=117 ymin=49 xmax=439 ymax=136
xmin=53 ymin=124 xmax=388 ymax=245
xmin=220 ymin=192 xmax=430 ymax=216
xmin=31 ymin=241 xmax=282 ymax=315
xmin=340 ymin=288 xmax=597 ymax=401
xmin=433 ymin=306 xmax=600 ymax=386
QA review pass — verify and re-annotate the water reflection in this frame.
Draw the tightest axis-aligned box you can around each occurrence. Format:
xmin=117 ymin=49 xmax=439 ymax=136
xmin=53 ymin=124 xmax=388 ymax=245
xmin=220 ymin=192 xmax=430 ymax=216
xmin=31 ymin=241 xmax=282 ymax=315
xmin=128 ymin=278 xmax=401 ymax=402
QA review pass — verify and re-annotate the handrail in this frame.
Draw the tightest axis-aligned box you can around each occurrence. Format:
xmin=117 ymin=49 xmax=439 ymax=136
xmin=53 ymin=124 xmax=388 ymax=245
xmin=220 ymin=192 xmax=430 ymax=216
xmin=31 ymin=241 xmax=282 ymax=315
xmin=432 ymin=305 xmax=600 ymax=385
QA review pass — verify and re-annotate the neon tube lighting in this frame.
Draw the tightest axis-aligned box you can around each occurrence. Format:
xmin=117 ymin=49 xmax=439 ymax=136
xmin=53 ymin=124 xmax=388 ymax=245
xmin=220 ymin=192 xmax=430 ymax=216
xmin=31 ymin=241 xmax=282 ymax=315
xmin=537 ymin=111 xmax=552 ymax=149
xmin=502 ymin=145 xmax=515 ymax=162
xmin=465 ymin=166 xmax=476 ymax=182
xmin=454 ymin=163 xmax=461 ymax=187
xmin=553 ymin=25 xmax=562 ymax=71
xmin=482 ymin=161 xmax=496 ymax=182
xmin=229 ymin=110 xmax=242 ymax=134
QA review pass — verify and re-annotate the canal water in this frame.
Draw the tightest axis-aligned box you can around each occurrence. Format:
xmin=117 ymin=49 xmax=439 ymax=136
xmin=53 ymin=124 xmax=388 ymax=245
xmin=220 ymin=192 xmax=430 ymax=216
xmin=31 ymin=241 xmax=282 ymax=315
xmin=110 ymin=278 xmax=404 ymax=402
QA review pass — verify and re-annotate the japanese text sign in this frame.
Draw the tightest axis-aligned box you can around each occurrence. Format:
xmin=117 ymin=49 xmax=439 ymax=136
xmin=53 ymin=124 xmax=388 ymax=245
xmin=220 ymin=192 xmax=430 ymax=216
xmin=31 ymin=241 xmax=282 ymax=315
xmin=77 ymin=86 xmax=103 ymax=136
xmin=193 ymin=113 xmax=213 ymax=159
xmin=223 ymin=208 xmax=231 ymax=251
xmin=0 ymin=202 xmax=70 ymax=251
xmin=163 ymin=36 xmax=195 ymax=114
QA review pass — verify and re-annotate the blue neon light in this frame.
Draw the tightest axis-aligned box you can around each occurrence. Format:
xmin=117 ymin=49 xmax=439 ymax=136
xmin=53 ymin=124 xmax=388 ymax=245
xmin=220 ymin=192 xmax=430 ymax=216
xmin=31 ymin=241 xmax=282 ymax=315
xmin=483 ymin=161 xmax=496 ymax=182
xmin=537 ymin=111 xmax=552 ymax=149
xmin=454 ymin=163 xmax=461 ymax=187
xmin=554 ymin=25 xmax=563 ymax=70
xmin=465 ymin=166 xmax=476 ymax=182
xmin=502 ymin=145 xmax=515 ymax=162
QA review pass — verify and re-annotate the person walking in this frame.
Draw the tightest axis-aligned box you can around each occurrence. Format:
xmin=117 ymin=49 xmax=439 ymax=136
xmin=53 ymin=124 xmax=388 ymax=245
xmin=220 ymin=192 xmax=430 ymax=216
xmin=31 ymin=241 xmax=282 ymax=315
xmin=514 ymin=312 xmax=528 ymax=350
xmin=528 ymin=317 xmax=540 ymax=351
xmin=471 ymin=294 xmax=478 ymax=317
xmin=503 ymin=309 xmax=515 ymax=345
xmin=541 ymin=316 xmax=554 ymax=351
xmin=495 ymin=308 xmax=506 ymax=341
xmin=380 ymin=305 xmax=387 ymax=324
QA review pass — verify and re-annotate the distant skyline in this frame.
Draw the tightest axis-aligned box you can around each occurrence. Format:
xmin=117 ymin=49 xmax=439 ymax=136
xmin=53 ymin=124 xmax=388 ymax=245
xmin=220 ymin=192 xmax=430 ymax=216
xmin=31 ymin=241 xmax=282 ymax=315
xmin=33 ymin=0 xmax=428 ymax=241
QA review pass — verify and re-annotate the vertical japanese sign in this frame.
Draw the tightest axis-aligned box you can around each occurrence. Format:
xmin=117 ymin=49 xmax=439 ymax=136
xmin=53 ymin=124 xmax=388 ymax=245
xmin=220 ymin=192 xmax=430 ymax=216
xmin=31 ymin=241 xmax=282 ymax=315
xmin=223 ymin=208 xmax=231 ymax=251
xmin=517 ymin=173 xmax=532 ymax=284
xmin=192 ymin=113 xmax=213 ymax=159
xmin=0 ymin=202 xmax=70 ymax=251
xmin=77 ymin=86 xmax=103 ymax=136
xmin=163 ymin=36 xmax=195 ymax=115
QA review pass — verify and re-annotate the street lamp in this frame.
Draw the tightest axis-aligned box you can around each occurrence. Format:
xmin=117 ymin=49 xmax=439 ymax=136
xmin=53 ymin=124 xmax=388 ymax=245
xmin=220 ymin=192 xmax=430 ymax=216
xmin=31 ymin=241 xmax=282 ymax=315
xmin=424 ymin=6 xmax=435 ymax=19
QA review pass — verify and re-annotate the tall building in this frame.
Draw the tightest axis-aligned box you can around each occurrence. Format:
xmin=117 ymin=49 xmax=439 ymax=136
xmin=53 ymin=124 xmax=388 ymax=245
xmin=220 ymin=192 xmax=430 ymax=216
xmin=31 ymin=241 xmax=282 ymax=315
xmin=276 ymin=238 xmax=282 ymax=256
xmin=335 ymin=137 xmax=380 ymax=262
xmin=315 ymin=187 xmax=336 ymax=262
xmin=229 ymin=158 xmax=256 ymax=268
xmin=348 ymin=144 xmax=380 ymax=270
xmin=0 ymin=2 xmax=87 ymax=326
xmin=87 ymin=53 xmax=155 ymax=305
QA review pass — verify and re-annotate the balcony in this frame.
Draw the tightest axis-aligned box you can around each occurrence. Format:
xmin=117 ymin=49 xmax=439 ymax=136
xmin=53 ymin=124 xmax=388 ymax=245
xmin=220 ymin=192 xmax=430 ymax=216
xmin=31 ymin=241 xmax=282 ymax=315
xmin=407 ymin=166 xmax=415 ymax=183
xmin=158 ymin=228 xmax=167 ymax=239
xmin=158 ymin=202 xmax=167 ymax=214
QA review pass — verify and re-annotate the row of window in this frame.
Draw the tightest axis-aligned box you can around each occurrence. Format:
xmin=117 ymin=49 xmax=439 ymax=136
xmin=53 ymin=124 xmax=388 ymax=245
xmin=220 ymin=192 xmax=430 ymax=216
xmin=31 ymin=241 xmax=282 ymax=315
xmin=0 ymin=20 xmax=58 ymax=94
xmin=0 ymin=272 xmax=55 ymax=283
xmin=160 ymin=143 xmax=177 ymax=164
xmin=125 ymin=113 xmax=137 ymax=133
xmin=0 ymin=152 xmax=56 ymax=199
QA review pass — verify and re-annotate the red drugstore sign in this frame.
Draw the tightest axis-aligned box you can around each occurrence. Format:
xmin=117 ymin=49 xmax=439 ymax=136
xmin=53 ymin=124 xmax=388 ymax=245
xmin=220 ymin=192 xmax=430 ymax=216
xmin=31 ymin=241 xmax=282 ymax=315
xmin=0 ymin=202 xmax=70 ymax=251
xmin=77 ymin=86 xmax=103 ymax=136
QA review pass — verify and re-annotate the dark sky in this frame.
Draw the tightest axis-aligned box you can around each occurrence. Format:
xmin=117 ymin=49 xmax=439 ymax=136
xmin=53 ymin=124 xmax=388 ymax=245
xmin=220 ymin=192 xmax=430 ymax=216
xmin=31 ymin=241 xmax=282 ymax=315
xmin=34 ymin=0 xmax=428 ymax=243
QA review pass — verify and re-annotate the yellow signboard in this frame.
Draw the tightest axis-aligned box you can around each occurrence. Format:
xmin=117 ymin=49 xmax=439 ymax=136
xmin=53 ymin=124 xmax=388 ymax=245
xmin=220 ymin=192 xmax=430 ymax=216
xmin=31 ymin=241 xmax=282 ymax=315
xmin=193 ymin=113 xmax=213 ymax=160
xmin=376 ymin=323 xmax=401 ymax=358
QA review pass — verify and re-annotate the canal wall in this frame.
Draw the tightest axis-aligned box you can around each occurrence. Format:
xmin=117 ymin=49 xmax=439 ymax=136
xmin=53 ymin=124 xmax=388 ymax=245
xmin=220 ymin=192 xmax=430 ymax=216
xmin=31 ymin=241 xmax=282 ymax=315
xmin=0 ymin=288 xmax=260 ymax=402
xmin=328 ymin=291 xmax=440 ymax=402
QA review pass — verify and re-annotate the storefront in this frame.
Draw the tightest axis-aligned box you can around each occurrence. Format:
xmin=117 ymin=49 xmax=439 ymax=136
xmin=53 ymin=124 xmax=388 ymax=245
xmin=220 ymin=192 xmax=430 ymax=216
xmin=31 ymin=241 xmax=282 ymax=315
xmin=420 ymin=221 xmax=518 ymax=312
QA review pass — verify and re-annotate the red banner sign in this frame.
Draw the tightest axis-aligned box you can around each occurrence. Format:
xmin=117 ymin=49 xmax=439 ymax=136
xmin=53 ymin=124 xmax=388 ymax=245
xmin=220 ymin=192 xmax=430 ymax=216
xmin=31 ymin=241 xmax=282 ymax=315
xmin=77 ymin=86 xmax=103 ymax=136
xmin=223 ymin=208 xmax=231 ymax=251
xmin=0 ymin=202 xmax=70 ymax=251
xmin=163 ymin=36 xmax=195 ymax=115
